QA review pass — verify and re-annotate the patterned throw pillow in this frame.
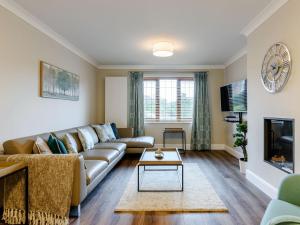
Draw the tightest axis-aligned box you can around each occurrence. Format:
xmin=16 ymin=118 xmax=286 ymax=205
xmin=33 ymin=137 xmax=52 ymax=154
xmin=93 ymin=125 xmax=110 ymax=142
xmin=78 ymin=128 xmax=94 ymax=151
xmin=62 ymin=133 xmax=78 ymax=154
xmin=104 ymin=123 xmax=116 ymax=140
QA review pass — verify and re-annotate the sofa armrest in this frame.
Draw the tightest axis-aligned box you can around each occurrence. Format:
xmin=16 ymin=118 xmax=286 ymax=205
xmin=0 ymin=154 xmax=9 ymax=162
xmin=278 ymin=174 xmax=300 ymax=206
xmin=118 ymin=128 xmax=134 ymax=138
xmin=71 ymin=155 xmax=87 ymax=206
xmin=0 ymin=154 xmax=87 ymax=208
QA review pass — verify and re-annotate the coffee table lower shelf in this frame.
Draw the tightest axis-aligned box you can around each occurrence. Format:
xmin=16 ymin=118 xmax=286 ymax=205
xmin=137 ymin=164 xmax=184 ymax=192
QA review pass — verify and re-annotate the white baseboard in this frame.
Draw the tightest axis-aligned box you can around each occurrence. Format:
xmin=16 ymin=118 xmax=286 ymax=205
xmin=224 ymin=145 xmax=243 ymax=159
xmin=154 ymin=144 xmax=244 ymax=159
xmin=154 ymin=143 xmax=227 ymax=151
xmin=154 ymin=144 xmax=191 ymax=150
xmin=211 ymin=144 xmax=225 ymax=150
xmin=246 ymin=169 xmax=278 ymax=199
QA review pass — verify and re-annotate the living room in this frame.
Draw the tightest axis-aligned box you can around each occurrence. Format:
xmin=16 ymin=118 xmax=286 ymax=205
xmin=0 ymin=0 xmax=299 ymax=225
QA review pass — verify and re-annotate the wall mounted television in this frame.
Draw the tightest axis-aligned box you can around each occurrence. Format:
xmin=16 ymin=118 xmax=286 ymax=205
xmin=220 ymin=79 xmax=247 ymax=112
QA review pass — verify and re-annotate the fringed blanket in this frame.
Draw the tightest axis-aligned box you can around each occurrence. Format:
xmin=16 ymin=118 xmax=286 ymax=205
xmin=3 ymin=154 xmax=77 ymax=225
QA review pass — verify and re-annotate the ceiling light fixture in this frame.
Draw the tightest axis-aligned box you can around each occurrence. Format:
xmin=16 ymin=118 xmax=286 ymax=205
xmin=153 ymin=42 xmax=174 ymax=57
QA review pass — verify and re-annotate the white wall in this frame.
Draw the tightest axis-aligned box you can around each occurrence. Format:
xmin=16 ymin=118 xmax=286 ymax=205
xmin=105 ymin=77 xmax=128 ymax=127
xmin=224 ymin=55 xmax=247 ymax=149
xmin=224 ymin=55 xmax=247 ymax=85
xmin=0 ymin=6 xmax=97 ymax=150
xmin=97 ymin=69 xmax=226 ymax=147
xmin=247 ymin=0 xmax=300 ymax=196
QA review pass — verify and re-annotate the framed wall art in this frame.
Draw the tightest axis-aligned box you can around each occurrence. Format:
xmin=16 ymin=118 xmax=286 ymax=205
xmin=40 ymin=61 xmax=79 ymax=101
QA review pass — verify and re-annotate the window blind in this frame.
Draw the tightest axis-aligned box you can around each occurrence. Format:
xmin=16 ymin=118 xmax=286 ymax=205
xmin=144 ymin=77 xmax=194 ymax=122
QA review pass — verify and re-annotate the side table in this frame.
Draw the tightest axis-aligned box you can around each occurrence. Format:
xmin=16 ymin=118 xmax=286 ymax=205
xmin=0 ymin=162 xmax=29 ymax=225
xmin=163 ymin=128 xmax=186 ymax=153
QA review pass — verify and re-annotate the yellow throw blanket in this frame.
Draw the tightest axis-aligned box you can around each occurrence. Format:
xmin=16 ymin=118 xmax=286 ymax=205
xmin=3 ymin=154 xmax=77 ymax=225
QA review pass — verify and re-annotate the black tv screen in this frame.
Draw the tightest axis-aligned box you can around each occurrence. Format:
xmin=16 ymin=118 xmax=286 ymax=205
xmin=220 ymin=80 xmax=247 ymax=112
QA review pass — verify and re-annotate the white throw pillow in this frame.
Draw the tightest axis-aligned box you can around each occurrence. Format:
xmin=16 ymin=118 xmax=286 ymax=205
xmin=104 ymin=123 xmax=116 ymax=141
xmin=93 ymin=125 xmax=110 ymax=142
xmin=77 ymin=128 xmax=94 ymax=151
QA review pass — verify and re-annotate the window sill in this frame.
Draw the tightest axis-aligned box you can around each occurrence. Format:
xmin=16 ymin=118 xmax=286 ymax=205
xmin=145 ymin=121 xmax=192 ymax=124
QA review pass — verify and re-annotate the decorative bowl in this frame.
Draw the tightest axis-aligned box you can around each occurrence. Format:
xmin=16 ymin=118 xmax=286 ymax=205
xmin=155 ymin=150 xmax=164 ymax=159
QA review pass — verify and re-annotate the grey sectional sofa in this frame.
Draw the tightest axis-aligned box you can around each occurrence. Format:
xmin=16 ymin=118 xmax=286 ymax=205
xmin=1 ymin=125 xmax=155 ymax=216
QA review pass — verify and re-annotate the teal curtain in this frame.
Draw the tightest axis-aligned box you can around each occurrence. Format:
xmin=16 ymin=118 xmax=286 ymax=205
xmin=128 ymin=72 xmax=145 ymax=137
xmin=191 ymin=72 xmax=211 ymax=150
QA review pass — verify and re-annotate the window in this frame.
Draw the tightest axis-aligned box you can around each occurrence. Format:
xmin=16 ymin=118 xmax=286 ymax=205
xmin=144 ymin=77 xmax=194 ymax=122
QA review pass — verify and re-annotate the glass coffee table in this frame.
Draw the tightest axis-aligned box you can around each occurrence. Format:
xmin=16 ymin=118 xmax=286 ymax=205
xmin=137 ymin=148 xmax=184 ymax=192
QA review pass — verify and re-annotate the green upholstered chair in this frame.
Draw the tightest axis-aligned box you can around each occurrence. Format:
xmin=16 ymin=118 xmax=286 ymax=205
xmin=261 ymin=174 xmax=300 ymax=225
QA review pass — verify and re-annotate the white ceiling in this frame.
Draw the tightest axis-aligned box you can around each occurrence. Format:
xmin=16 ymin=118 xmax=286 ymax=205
xmin=11 ymin=0 xmax=273 ymax=66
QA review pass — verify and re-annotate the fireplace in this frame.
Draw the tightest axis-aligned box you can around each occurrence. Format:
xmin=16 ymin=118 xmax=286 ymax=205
xmin=264 ymin=118 xmax=294 ymax=174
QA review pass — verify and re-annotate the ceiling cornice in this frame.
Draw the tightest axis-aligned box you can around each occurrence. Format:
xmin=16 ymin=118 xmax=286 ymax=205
xmin=1 ymin=0 xmax=284 ymax=69
xmin=224 ymin=47 xmax=247 ymax=68
xmin=0 ymin=0 xmax=98 ymax=67
xmin=241 ymin=0 xmax=288 ymax=37
xmin=97 ymin=64 xmax=225 ymax=70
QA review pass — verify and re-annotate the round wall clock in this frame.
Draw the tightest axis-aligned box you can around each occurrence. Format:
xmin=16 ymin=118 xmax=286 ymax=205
xmin=261 ymin=42 xmax=292 ymax=93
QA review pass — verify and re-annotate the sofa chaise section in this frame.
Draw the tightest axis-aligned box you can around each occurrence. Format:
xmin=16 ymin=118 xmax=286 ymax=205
xmin=113 ymin=128 xmax=155 ymax=153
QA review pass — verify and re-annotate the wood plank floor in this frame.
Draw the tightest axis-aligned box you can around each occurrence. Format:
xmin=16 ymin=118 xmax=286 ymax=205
xmin=70 ymin=151 xmax=270 ymax=225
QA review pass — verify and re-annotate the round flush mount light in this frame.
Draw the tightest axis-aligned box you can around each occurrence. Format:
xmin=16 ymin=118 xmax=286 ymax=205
xmin=153 ymin=42 xmax=174 ymax=57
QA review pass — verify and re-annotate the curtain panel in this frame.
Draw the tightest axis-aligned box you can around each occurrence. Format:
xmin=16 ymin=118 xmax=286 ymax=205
xmin=191 ymin=72 xmax=211 ymax=150
xmin=128 ymin=72 xmax=145 ymax=137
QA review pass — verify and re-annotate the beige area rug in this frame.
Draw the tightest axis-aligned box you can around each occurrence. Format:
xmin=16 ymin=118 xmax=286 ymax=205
xmin=115 ymin=163 xmax=228 ymax=213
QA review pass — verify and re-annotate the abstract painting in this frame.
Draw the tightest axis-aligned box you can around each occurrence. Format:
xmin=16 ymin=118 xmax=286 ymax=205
xmin=40 ymin=61 xmax=79 ymax=101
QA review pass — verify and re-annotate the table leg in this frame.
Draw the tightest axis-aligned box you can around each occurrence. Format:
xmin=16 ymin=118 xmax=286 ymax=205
xmin=181 ymin=132 xmax=184 ymax=152
xmin=163 ymin=132 xmax=165 ymax=147
xmin=137 ymin=165 xmax=140 ymax=192
xmin=182 ymin=165 xmax=184 ymax=191
xmin=184 ymin=131 xmax=187 ymax=152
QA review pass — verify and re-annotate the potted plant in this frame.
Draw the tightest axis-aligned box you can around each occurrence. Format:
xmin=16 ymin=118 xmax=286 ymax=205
xmin=233 ymin=122 xmax=248 ymax=174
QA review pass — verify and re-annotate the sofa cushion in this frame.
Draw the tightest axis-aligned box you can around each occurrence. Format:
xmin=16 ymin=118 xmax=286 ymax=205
xmin=33 ymin=137 xmax=52 ymax=154
xmin=69 ymin=132 xmax=84 ymax=152
xmin=113 ymin=136 xmax=154 ymax=148
xmin=84 ymin=160 xmax=108 ymax=185
xmin=110 ymin=123 xmax=120 ymax=139
xmin=80 ymin=149 xmax=119 ymax=163
xmin=78 ymin=128 xmax=95 ymax=151
xmin=84 ymin=126 xmax=99 ymax=144
xmin=57 ymin=138 xmax=68 ymax=154
xmin=53 ymin=128 xmax=77 ymax=139
xmin=48 ymin=135 xmax=62 ymax=154
xmin=3 ymin=133 xmax=51 ymax=154
xmin=260 ymin=199 xmax=300 ymax=225
xmin=93 ymin=125 xmax=110 ymax=142
xmin=103 ymin=124 xmax=116 ymax=141
xmin=94 ymin=143 xmax=126 ymax=153
xmin=52 ymin=128 xmax=84 ymax=152
xmin=62 ymin=133 xmax=78 ymax=153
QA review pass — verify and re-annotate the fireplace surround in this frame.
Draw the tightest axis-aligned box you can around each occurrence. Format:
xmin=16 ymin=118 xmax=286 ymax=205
xmin=264 ymin=118 xmax=294 ymax=174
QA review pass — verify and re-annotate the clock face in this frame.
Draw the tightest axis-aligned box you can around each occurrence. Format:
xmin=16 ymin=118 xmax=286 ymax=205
xmin=261 ymin=43 xmax=292 ymax=93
